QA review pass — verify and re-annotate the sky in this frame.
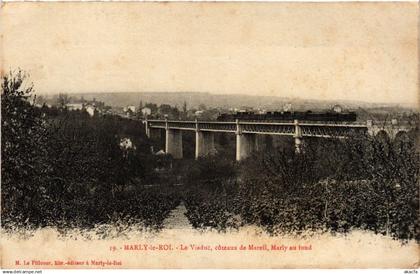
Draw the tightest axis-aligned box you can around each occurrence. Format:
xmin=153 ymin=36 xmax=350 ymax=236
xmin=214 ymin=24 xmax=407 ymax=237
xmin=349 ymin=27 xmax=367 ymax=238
xmin=1 ymin=2 xmax=418 ymax=106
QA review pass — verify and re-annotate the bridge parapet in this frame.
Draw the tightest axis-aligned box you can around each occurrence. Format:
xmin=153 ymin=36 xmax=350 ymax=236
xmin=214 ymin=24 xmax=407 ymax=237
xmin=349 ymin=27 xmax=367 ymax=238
xmin=168 ymin=121 xmax=196 ymax=130
xmin=301 ymin=123 xmax=368 ymax=138
xmin=148 ymin=120 xmax=166 ymax=129
xmin=240 ymin=121 xmax=295 ymax=135
xmin=198 ymin=121 xmax=236 ymax=132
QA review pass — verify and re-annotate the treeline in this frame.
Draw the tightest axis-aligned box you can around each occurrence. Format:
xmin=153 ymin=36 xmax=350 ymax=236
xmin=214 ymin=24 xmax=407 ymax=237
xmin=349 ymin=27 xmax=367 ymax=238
xmin=1 ymin=71 xmax=180 ymax=231
xmin=181 ymin=131 xmax=419 ymax=241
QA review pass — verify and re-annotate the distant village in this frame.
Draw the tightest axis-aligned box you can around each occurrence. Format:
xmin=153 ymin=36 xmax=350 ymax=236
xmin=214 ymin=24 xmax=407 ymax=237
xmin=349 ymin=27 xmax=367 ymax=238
xmin=34 ymin=94 xmax=301 ymax=121
xmin=32 ymin=93 xmax=417 ymax=123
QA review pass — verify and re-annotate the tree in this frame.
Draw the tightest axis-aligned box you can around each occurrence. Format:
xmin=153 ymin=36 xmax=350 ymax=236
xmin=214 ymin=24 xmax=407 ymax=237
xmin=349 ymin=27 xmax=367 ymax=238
xmin=1 ymin=70 xmax=49 ymax=225
xmin=35 ymin=94 xmax=46 ymax=106
xmin=183 ymin=101 xmax=187 ymax=113
xmin=57 ymin=93 xmax=70 ymax=108
xmin=198 ymin=103 xmax=207 ymax=111
xmin=145 ymin=102 xmax=158 ymax=114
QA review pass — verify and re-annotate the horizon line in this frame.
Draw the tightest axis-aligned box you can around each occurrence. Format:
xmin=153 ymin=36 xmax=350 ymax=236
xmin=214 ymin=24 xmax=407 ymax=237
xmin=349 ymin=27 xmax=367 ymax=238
xmin=35 ymin=90 xmax=418 ymax=108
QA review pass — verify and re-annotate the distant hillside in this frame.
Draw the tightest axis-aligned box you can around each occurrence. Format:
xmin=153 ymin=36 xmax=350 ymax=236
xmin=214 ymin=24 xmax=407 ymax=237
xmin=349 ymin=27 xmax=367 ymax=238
xmin=42 ymin=91 xmax=416 ymax=112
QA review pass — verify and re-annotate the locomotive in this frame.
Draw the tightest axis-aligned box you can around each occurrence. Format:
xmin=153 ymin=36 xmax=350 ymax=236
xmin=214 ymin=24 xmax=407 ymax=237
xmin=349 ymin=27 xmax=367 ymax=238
xmin=216 ymin=110 xmax=357 ymax=122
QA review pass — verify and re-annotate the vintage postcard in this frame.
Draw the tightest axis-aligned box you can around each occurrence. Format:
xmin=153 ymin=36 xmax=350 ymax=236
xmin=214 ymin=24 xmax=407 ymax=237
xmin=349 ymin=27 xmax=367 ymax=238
xmin=0 ymin=1 xmax=419 ymax=270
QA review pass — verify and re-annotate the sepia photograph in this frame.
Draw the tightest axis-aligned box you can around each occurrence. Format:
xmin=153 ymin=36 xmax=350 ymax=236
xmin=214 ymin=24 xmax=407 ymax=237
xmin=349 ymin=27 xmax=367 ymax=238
xmin=0 ymin=1 xmax=419 ymax=270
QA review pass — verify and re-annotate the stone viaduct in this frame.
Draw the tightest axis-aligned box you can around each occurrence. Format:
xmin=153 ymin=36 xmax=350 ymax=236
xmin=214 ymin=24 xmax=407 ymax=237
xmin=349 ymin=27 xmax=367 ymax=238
xmin=143 ymin=118 xmax=415 ymax=161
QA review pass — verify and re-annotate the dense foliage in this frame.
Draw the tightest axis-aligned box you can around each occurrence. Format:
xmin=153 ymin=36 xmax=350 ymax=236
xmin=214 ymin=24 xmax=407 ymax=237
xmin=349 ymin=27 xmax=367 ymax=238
xmin=180 ymin=134 xmax=419 ymax=241
xmin=1 ymin=71 xmax=180 ymax=231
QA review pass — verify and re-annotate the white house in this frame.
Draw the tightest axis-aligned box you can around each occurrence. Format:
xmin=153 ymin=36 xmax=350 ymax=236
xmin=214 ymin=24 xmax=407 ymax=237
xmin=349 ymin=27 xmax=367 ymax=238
xmin=141 ymin=107 xmax=152 ymax=116
xmin=283 ymin=103 xmax=292 ymax=112
xmin=66 ymin=103 xmax=83 ymax=111
xmin=332 ymin=105 xmax=343 ymax=113
xmin=85 ymin=105 xmax=96 ymax=117
xmin=195 ymin=110 xmax=204 ymax=116
xmin=124 ymin=106 xmax=136 ymax=113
